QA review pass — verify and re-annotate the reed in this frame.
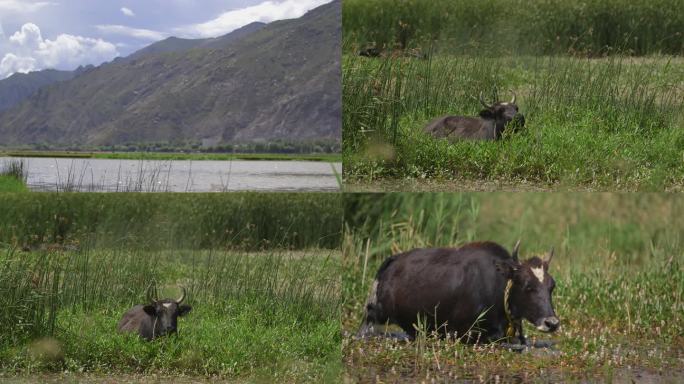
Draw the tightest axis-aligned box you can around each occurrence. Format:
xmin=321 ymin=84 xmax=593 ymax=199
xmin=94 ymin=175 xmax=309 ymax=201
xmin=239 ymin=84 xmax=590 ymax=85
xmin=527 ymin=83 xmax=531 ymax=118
xmin=343 ymin=0 xmax=684 ymax=56
xmin=0 ymin=193 xmax=342 ymax=250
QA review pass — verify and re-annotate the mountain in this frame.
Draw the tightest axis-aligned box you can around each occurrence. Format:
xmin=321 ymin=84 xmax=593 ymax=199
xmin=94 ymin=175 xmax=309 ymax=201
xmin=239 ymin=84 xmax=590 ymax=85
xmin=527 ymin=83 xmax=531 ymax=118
xmin=0 ymin=1 xmax=341 ymax=147
xmin=0 ymin=22 xmax=268 ymax=113
xmin=0 ymin=69 xmax=77 ymax=112
xmin=126 ymin=22 xmax=267 ymax=60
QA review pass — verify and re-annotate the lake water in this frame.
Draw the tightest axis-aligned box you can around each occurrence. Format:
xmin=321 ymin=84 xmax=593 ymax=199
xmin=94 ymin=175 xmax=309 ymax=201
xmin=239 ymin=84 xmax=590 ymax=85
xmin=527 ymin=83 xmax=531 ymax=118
xmin=2 ymin=157 xmax=342 ymax=192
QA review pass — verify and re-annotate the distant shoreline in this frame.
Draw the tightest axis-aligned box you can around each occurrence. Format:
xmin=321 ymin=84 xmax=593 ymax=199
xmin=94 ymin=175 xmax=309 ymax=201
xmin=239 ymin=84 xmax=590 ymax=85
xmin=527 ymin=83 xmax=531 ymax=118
xmin=0 ymin=151 xmax=341 ymax=162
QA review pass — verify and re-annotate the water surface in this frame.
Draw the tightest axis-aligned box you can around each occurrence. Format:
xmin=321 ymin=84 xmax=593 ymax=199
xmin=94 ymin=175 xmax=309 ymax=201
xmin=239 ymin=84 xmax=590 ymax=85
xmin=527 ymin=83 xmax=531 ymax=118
xmin=3 ymin=157 xmax=341 ymax=192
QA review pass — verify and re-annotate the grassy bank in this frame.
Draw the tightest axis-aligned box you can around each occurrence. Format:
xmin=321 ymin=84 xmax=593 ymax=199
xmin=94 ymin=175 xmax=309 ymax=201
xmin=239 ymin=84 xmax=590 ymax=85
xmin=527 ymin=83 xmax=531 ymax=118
xmin=0 ymin=159 xmax=28 ymax=192
xmin=0 ymin=247 xmax=341 ymax=381
xmin=343 ymin=55 xmax=684 ymax=191
xmin=343 ymin=193 xmax=684 ymax=382
xmin=0 ymin=193 xmax=342 ymax=250
xmin=1 ymin=151 xmax=342 ymax=162
xmin=0 ymin=176 xmax=27 ymax=192
xmin=343 ymin=0 xmax=684 ymax=56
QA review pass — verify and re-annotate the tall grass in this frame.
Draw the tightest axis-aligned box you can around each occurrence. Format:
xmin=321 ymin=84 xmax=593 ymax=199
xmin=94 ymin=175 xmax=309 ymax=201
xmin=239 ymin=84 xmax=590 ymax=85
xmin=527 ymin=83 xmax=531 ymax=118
xmin=0 ymin=159 xmax=28 ymax=192
xmin=0 ymin=247 xmax=340 ymax=380
xmin=0 ymin=193 xmax=342 ymax=250
xmin=342 ymin=193 xmax=684 ymax=381
xmin=0 ymin=193 xmax=342 ymax=380
xmin=343 ymin=0 xmax=684 ymax=56
xmin=343 ymin=55 xmax=684 ymax=189
xmin=1 ymin=159 xmax=28 ymax=182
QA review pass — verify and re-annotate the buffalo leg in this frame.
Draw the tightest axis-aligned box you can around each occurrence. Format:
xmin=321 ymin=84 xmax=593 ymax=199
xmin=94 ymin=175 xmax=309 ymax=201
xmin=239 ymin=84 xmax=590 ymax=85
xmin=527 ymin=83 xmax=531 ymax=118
xmin=516 ymin=322 xmax=526 ymax=345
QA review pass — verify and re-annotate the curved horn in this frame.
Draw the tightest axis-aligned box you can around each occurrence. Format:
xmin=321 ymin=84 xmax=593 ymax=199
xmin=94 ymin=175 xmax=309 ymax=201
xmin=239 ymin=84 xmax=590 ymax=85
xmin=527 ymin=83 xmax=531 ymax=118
xmin=509 ymin=90 xmax=516 ymax=104
xmin=544 ymin=247 xmax=554 ymax=264
xmin=511 ymin=239 xmax=520 ymax=262
xmin=479 ymin=91 xmax=493 ymax=109
xmin=146 ymin=284 xmax=158 ymax=303
xmin=176 ymin=286 xmax=187 ymax=304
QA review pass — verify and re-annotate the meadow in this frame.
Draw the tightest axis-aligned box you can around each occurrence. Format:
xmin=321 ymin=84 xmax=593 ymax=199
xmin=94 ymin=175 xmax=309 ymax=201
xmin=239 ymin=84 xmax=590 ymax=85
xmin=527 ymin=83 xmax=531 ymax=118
xmin=342 ymin=193 xmax=684 ymax=382
xmin=342 ymin=0 xmax=684 ymax=192
xmin=0 ymin=194 xmax=342 ymax=382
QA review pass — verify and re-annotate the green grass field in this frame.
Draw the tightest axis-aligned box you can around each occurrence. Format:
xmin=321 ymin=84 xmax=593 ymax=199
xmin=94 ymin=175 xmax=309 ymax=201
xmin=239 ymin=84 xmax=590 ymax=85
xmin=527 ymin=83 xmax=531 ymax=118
xmin=0 ymin=194 xmax=342 ymax=382
xmin=343 ymin=55 xmax=684 ymax=191
xmin=343 ymin=193 xmax=684 ymax=382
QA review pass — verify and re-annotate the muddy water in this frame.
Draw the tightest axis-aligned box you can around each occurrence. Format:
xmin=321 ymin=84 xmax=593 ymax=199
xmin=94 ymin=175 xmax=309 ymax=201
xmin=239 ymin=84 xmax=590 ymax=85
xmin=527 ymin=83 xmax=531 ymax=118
xmin=3 ymin=157 xmax=342 ymax=192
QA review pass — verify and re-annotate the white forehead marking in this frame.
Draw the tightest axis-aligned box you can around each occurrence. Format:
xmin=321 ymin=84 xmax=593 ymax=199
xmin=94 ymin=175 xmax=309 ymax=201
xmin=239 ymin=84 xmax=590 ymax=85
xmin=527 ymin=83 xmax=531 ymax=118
xmin=501 ymin=102 xmax=509 ymax=106
xmin=163 ymin=303 xmax=172 ymax=308
xmin=531 ymin=267 xmax=544 ymax=283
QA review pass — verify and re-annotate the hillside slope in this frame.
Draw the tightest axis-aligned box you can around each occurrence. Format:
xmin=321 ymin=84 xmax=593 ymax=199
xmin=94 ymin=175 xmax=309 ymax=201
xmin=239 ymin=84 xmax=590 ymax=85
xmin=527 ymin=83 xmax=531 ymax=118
xmin=0 ymin=69 xmax=78 ymax=112
xmin=0 ymin=0 xmax=340 ymax=147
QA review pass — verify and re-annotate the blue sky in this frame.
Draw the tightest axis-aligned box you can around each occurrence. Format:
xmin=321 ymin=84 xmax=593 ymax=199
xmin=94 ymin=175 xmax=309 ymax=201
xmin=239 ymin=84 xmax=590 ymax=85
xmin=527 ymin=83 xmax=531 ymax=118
xmin=0 ymin=0 xmax=330 ymax=78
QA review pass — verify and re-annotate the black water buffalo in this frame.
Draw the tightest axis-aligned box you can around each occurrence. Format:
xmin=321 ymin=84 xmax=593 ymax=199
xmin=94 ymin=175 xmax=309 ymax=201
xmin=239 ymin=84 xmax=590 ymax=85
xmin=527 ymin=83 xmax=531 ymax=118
xmin=117 ymin=286 xmax=192 ymax=341
xmin=423 ymin=92 xmax=525 ymax=141
xmin=357 ymin=241 xmax=559 ymax=344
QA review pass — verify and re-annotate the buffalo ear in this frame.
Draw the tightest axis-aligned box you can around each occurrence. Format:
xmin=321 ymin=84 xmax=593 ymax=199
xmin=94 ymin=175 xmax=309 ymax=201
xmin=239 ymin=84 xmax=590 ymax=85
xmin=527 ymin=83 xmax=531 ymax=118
xmin=178 ymin=304 xmax=192 ymax=316
xmin=478 ymin=109 xmax=494 ymax=118
xmin=143 ymin=305 xmax=156 ymax=316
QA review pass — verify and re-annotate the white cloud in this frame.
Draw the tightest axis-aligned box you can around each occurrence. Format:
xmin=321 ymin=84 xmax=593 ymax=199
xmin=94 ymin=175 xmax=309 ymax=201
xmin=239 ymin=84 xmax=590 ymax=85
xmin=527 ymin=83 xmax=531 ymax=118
xmin=0 ymin=0 xmax=55 ymax=13
xmin=9 ymin=23 xmax=43 ymax=48
xmin=177 ymin=0 xmax=330 ymax=38
xmin=1 ymin=52 xmax=37 ymax=75
xmin=96 ymin=25 xmax=166 ymax=41
xmin=0 ymin=23 xmax=118 ymax=78
xmin=120 ymin=7 xmax=135 ymax=17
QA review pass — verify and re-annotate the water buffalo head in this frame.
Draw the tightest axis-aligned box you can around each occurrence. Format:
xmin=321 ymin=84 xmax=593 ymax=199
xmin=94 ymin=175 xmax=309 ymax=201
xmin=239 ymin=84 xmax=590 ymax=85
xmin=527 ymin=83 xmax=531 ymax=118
xmin=498 ymin=242 xmax=559 ymax=333
xmin=478 ymin=91 xmax=526 ymax=134
xmin=143 ymin=286 xmax=192 ymax=336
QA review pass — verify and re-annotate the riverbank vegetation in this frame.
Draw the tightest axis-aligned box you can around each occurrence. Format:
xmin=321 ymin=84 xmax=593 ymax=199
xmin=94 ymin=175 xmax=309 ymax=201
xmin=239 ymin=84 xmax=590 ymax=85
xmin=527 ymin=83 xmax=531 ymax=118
xmin=0 ymin=159 xmax=28 ymax=192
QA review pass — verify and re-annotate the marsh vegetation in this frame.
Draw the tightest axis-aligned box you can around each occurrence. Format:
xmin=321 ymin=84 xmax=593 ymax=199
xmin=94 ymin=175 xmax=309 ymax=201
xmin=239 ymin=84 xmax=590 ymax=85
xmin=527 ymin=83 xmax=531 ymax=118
xmin=0 ymin=194 xmax=342 ymax=382
xmin=342 ymin=0 xmax=684 ymax=191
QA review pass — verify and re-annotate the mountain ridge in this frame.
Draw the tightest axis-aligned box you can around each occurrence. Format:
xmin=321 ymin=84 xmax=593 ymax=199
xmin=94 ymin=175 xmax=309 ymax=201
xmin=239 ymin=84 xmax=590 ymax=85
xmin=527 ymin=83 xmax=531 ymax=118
xmin=0 ymin=0 xmax=340 ymax=147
